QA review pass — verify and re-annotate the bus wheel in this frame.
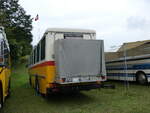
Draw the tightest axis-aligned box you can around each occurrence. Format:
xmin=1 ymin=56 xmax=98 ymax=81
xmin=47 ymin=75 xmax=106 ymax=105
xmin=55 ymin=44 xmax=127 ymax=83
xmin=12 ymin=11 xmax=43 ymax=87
xmin=35 ymin=78 xmax=40 ymax=94
xmin=0 ymin=86 xmax=3 ymax=108
xmin=136 ymin=72 xmax=147 ymax=85
xmin=7 ymin=80 xmax=11 ymax=98
xmin=29 ymin=76 xmax=32 ymax=86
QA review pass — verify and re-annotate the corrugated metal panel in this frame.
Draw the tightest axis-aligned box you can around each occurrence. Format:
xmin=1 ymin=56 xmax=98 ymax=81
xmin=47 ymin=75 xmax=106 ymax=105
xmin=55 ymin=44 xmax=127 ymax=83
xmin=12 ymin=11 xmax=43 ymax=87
xmin=54 ymin=39 xmax=105 ymax=78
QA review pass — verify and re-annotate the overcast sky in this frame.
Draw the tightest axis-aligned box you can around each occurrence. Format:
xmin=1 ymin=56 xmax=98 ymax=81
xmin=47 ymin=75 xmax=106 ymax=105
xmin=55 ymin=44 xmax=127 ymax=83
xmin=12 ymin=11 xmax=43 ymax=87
xmin=19 ymin=0 xmax=150 ymax=51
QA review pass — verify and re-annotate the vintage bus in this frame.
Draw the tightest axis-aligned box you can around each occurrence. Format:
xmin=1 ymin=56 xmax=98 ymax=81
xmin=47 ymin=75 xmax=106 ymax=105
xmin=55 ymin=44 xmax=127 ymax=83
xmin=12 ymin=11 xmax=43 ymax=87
xmin=106 ymin=54 xmax=150 ymax=85
xmin=0 ymin=27 xmax=11 ymax=108
xmin=28 ymin=28 xmax=106 ymax=95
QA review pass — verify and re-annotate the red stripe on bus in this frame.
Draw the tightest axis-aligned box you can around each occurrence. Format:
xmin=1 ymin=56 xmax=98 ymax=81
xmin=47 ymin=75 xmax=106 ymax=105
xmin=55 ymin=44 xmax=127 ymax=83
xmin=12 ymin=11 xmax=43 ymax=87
xmin=31 ymin=61 xmax=55 ymax=69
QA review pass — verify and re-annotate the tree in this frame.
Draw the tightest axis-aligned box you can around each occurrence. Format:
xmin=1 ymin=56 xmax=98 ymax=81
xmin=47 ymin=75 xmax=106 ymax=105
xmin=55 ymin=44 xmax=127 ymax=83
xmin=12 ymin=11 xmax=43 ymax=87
xmin=0 ymin=0 xmax=33 ymax=62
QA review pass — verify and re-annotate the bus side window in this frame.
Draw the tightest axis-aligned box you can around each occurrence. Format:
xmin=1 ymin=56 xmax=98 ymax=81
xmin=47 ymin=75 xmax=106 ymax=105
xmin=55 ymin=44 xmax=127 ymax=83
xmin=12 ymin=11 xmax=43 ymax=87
xmin=54 ymin=33 xmax=63 ymax=40
xmin=4 ymin=41 xmax=9 ymax=66
xmin=31 ymin=52 xmax=33 ymax=65
xmin=0 ymin=41 xmax=3 ymax=63
xmin=30 ymin=55 xmax=32 ymax=65
xmin=34 ymin=48 xmax=36 ymax=64
xmin=41 ymin=37 xmax=45 ymax=60
xmin=36 ymin=44 xmax=40 ymax=62
xmin=83 ymin=34 xmax=92 ymax=39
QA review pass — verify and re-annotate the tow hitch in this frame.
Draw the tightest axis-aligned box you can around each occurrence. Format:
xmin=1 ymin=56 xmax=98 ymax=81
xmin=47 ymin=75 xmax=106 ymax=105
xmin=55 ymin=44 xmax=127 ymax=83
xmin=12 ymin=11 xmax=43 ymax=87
xmin=101 ymin=83 xmax=115 ymax=89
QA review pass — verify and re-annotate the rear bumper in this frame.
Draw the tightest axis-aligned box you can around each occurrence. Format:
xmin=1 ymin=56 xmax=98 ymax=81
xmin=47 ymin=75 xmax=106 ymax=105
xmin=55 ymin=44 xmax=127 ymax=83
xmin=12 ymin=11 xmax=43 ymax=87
xmin=47 ymin=82 xmax=102 ymax=93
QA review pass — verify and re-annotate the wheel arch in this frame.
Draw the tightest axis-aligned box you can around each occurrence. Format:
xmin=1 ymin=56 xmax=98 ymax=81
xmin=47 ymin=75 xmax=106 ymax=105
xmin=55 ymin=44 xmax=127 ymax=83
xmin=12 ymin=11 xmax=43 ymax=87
xmin=135 ymin=70 xmax=148 ymax=83
xmin=35 ymin=75 xmax=40 ymax=94
xmin=0 ymin=80 xmax=3 ymax=102
xmin=0 ymin=80 xmax=3 ymax=93
xmin=136 ymin=71 xmax=146 ymax=78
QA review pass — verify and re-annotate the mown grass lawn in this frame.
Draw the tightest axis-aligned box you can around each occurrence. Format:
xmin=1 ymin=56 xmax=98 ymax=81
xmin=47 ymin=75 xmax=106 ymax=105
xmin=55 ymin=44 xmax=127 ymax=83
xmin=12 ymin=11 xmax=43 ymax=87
xmin=1 ymin=64 xmax=150 ymax=113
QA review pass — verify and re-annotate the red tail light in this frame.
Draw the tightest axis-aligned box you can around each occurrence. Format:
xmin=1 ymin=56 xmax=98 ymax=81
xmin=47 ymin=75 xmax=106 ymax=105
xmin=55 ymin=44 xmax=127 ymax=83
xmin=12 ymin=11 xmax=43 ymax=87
xmin=101 ymin=76 xmax=106 ymax=80
xmin=51 ymin=83 xmax=57 ymax=87
xmin=60 ymin=78 xmax=66 ymax=83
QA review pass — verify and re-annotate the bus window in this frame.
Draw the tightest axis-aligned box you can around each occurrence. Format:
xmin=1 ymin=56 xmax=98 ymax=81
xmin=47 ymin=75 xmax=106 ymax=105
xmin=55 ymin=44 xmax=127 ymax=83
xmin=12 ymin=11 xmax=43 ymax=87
xmin=4 ymin=41 xmax=9 ymax=66
xmin=0 ymin=41 xmax=4 ymax=64
xmin=0 ymin=41 xmax=3 ymax=64
xmin=54 ymin=33 xmax=63 ymax=40
xmin=64 ymin=33 xmax=83 ymax=39
xmin=33 ymin=49 xmax=36 ymax=64
xmin=41 ymin=37 xmax=45 ymax=60
xmin=83 ymin=34 xmax=93 ymax=39
xmin=36 ymin=44 xmax=40 ymax=62
xmin=31 ymin=53 xmax=33 ymax=65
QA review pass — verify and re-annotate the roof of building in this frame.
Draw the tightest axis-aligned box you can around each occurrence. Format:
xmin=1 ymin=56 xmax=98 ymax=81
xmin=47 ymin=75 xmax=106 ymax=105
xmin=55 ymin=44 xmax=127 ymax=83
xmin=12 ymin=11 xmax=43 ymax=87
xmin=117 ymin=40 xmax=150 ymax=52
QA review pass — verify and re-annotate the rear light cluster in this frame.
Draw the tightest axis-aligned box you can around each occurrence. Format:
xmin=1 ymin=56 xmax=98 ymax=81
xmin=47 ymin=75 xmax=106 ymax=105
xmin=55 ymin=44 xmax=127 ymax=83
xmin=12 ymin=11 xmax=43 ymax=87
xmin=60 ymin=78 xmax=66 ymax=83
xmin=49 ymin=83 xmax=60 ymax=92
xmin=51 ymin=83 xmax=57 ymax=87
xmin=101 ymin=76 xmax=106 ymax=80
xmin=60 ymin=77 xmax=73 ymax=83
xmin=97 ymin=76 xmax=106 ymax=79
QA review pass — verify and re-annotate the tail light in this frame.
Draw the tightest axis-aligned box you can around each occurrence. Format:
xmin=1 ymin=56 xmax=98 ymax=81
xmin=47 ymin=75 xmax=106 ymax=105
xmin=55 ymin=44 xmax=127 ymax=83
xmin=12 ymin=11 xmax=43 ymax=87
xmin=60 ymin=78 xmax=66 ymax=83
xmin=51 ymin=83 xmax=57 ymax=88
xmin=101 ymin=76 xmax=106 ymax=80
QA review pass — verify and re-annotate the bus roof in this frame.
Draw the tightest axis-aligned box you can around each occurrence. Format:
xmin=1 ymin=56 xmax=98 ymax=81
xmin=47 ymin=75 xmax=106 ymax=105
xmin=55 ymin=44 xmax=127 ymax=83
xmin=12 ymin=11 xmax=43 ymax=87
xmin=45 ymin=28 xmax=96 ymax=34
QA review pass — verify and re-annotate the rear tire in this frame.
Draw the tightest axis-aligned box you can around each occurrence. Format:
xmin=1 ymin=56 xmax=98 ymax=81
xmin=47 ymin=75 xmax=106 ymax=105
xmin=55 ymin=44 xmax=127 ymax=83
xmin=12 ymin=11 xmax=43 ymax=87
xmin=0 ymin=87 xmax=3 ymax=109
xmin=29 ymin=76 xmax=32 ymax=86
xmin=136 ymin=72 xmax=147 ymax=85
xmin=7 ymin=80 xmax=11 ymax=98
xmin=35 ymin=77 xmax=40 ymax=94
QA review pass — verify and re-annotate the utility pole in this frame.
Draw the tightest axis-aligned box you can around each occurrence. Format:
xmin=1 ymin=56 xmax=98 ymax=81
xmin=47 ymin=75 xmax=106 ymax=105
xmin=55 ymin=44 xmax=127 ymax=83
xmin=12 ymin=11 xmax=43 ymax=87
xmin=123 ymin=43 xmax=129 ymax=91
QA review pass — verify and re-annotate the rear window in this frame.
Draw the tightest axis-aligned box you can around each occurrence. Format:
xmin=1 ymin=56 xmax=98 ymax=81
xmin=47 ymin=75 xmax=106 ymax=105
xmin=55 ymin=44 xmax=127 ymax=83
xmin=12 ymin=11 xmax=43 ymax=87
xmin=64 ymin=33 xmax=83 ymax=39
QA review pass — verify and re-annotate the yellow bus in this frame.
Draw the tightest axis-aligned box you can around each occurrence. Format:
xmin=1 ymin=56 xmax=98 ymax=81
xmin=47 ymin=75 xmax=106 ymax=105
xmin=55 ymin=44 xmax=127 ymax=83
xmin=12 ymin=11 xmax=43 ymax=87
xmin=28 ymin=28 xmax=106 ymax=95
xmin=0 ymin=27 xmax=11 ymax=108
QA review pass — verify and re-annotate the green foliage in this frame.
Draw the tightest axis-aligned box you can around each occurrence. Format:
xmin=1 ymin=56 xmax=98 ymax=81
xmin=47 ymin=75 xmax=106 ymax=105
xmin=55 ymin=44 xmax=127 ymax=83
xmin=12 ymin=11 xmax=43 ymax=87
xmin=0 ymin=0 xmax=33 ymax=62
xmin=20 ymin=55 xmax=29 ymax=63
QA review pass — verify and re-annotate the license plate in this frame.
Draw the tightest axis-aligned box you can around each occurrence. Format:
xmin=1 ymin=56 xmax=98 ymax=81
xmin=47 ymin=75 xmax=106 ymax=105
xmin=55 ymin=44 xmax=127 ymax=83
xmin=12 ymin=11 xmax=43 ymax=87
xmin=81 ymin=77 xmax=89 ymax=81
xmin=90 ymin=77 xmax=98 ymax=81
xmin=73 ymin=78 xmax=79 ymax=82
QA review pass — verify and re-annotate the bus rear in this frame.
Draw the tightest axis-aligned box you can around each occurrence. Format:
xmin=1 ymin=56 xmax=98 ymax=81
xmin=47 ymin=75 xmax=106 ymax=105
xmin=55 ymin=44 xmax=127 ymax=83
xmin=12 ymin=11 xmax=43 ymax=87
xmin=28 ymin=28 xmax=106 ymax=95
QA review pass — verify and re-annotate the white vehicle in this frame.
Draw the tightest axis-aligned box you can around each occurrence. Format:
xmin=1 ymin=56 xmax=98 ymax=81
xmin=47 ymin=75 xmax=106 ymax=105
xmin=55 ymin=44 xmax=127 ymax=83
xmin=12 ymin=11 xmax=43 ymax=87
xmin=28 ymin=28 xmax=106 ymax=94
xmin=106 ymin=54 xmax=150 ymax=84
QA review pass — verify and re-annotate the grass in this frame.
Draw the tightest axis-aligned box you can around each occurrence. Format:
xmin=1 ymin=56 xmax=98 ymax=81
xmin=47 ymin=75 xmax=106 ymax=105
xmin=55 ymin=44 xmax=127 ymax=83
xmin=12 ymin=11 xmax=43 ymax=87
xmin=1 ymin=64 xmax=150 ymax=113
